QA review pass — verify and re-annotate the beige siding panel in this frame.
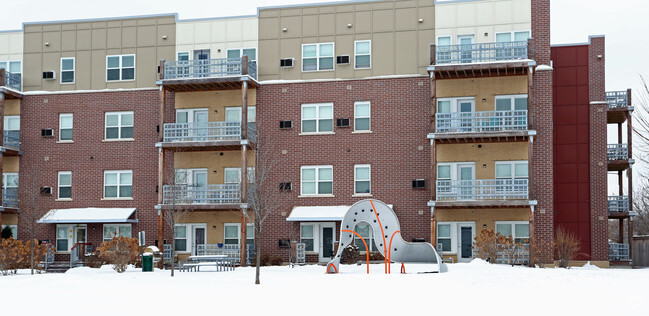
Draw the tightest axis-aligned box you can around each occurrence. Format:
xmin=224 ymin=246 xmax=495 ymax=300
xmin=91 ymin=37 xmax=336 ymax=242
xmin=91 ymin=29 xmax=106 ymax=50
xmin=242 ymin=20 xmax=258 ymax=42
xmin=301 ymin=16 xmax=318 ymax=37
xmin=335 ymin=13 xmax=354 ymax=35
xmin=258 ymin=39 xmax=278 ymax=81
xmin=24 ymin=32 xmax=42 ymax=53
xmin=282 ymin=8 xmax=303 ymax=17
xmin=76 ymin=30 xmax=91 ymax=51
xmin=43 ymin=32 xmax=61 ymax=51
xmin=226 ymin=20 xmax=243 ymax=42
xmin=354 ymin=11 xmax=372 ymax=34
xmin=417 ymin=6 xmax=435 ymax=29
xmin=137 ymin=25 xmax=157 ymax=47
xmin=61 ymin=31 xmax=76 ymax=52
xmin=121 ymin=27 xmax=137 ymax=48
xmin=513 ymin=0 xmax=532 ymax=23
xmin=372 ymin=1 xmax=395 ymax=10
xmin=90 ymin=50 xmax=106 ymax=90
xmin=395 ymin=31 xmax=417 ymax=74
xmin=372 ymin=10 xmax=395 ymax=33
xmin=61 ymin=24 xmax=76 ymax=31
xmin=76 ymin=23 xmax=91 ymax=30
xmin=336 ymin=4 xmax=354 ymax=13
xmin=136 ymin=47 xmax=157 ymax=87
xmin=106 ymin=21 xmax=121 ymax=28
xmin=372 ymin=32 xmax=394 ymax=76
xmin=418 ymin=29 xmax=435 ymax=68
xmin=92 ymin=22 xmax=107 ymax=29
xmin=396 ymin=8 xmax=418 ymax=31
xmin=396 ymin=0 xmax=418 ymax=8
xmin=177 ymin=23 xmax=194 ymax=45
xmin=355 ymin=4 xmax=372 ymax=11
xmin=259 ymin=9 xmax=279 ymax=18
xmin=157 ymin=46 xmax=175 ymax=65
xmin=476 ymin=3 xmax=495 ymax=25
xmin=318 ymin=14 xmax=335 ymax=36
xmin=318 ymin=6 xmax=335 ymax=14
xmin=43 ymin=25 xmax=60 ymax=32
xmin=282 ymin=16 xmax=302 ymax=39
xmin=494 ymin=1 xmax=513 ymax=24
xmin=260 ymin=17 xmax=280 ymax=40
xmin=156 ymin=23 xmax=175 ymax=50
xmin=194 ymin=23 xmax=211 ymax=44
xmin=24 ymin=25 xmax=42 ymax=33
xmin=106 ymin=28 xmax=122 ymax=49
xmin=75 ymin=50 xmax=91 ymax=90
xmin=22 ymin=53 xmax=41 ymax=90
xmin=137 ymin=18 xmax=157 ymax=26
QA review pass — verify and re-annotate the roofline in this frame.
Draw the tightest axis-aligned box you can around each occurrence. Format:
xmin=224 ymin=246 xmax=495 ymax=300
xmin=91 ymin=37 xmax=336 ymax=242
xmin=0 ymin=29 xmax=22 ymax=34
xmin=551 ymin=35 xmax=606 ymax=48
xmin=22 ymin=13 xmax=179 ymax=27
xmin=178 ymin=14 xmax=258 ymax=23
xmin=258 ymin=0 xmax=377 ymax=13
xmin=434 ymin=0 xmax=491 ymax=4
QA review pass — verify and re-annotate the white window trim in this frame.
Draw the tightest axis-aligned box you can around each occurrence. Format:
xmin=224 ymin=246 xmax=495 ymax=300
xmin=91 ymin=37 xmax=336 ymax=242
xmin=354 ymin=40 xmax=371 ymax=69
xmin=106 ymin=54 xmax=136 ymax=82
xmin=175 ymin=168 xmax=207 ymax=185
xmin=301 ymin=42 xmax=335 ymax=72
xmin=495 ymin=30 xmax=532 ymax=42
xmin=226 ymin=47 xmax=258 ymax=61
xmin=59 ymin=113 xmax=73 ymax=142
xmin=300 ymin=223 xmax=318 ymax=254
xmin=354 ymin=222 xmax=378 ymax=253
xmin=495 ymin=161 xmax=529 ymax=179
xmin=353 ymin=101 xmax=371 ymax=132
xmin=0 ymin=60 xmax=22 ymax=75
xmin=177 ymin=51 xmax=190 ymax=60
xmin=301 ymin=103 xmax=333 ymax=134
xmin=495 ymin=221 xmax=530 ymax=242
xmin=494 ymin=94 xmax=528 ymax=111
xmin=436 ymin=35 xmax=452 ymax=45
xmin=436 ymin=222 xmax=475 ymax=255
xmin=300 ymin=165 xmax=333 ymax=196
xmin=102 ymin=224 xmax=132 ymax=241
xmin=223 ymin=167 xmax=255 ymax=184
xmin=4 ymin=115 xmax=19 ymax=131
xmin=174 ymin=224 xmax=190 ymax=253
xmin=2 ymin=172 xmax=18 ymax=189
xmin=437 ymin=162 xmax=475 ymax=181
xmin=103 ymin=170 xmax=133 ymax=199
xmin=224 ymin=223 xmax=254 ymax=246
xmin=104 ymin=111 xmax=134 ymax=141
xmin=176 ymin=108 xmax=208 ymax=123
xmin=60 ymin=57 xmax=75 ymax=84
xmin=224 ymin=106 xmax=257 ymax=123
xmin=436 ymin=97 xmax=475 ymax=113
xmin=58 ymin=171 xmax=72 ymax=200
xmin=55 ymin=224 xmax=86 ymax=253
xmin=354 ymin=164 xmax=371 ymax=196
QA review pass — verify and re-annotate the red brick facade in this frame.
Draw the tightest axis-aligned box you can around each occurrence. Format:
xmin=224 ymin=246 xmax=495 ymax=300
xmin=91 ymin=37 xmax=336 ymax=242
xmin=256 ymin=77 xmax=433 ymax=261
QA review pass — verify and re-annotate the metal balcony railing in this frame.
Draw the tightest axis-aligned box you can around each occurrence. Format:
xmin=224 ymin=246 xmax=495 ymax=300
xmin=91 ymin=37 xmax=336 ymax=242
xmin=3 ymin=187 xmax=18 ymax=209
xmin=435 ymin=110 xmax=528 ymax=133
xmin=162 ymin=184 xmax=241 ymax=205
xmin=608 ymin=196 xmax=630 ymax=213
xmin=163 ymin=58 xmax=257 ymax=80
xmin=609 ymin=243 xmax=630 ymax=261
xmin=607 ymin=144 xmax=628 ymax=161
xmin=606 ymin=91 xmax=629 ymax=109
xmin=3 ymin=130 xmax=19 ymax=150
xmin=435 ymin=41 xmax=528 ymax=65
xmin=4 ymin=72 xmax=21 ymax=91
xmin=436 ymin=179 xmax=529 ymax=201
xmin=163 ymin=121 xmax=256 ymax=143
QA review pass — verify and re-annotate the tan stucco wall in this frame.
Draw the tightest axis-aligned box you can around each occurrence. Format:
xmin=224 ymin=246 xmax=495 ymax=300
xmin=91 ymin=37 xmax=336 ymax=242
xmin=436 ymin=75 xmax=528 ymax=112
xmin=176 ymin=17 xmax=258 ymax=60
xmin=437 ymin=142 xmax=528 ymax=179
xmin=174 ymin=89 xmax=257 ymax=121
xmin=437 ymin=208 xmax=530 ymax=228
xmin=258 ymin=0 xmax=435 ymax=81
xmin=22 ymin=15 xmax=176 ymax=91
xmin=4 ymin=99 xmax=20 ymax=115
xmin=0 ymin=31 xmax=23 ymax=62
xmin=1 ymin=213 xmax=18 ymax=225
xmin=3 ymin=156 xmax=20 ymax=173
xmin=174 ymin=151 xmax=255 ymax=185
xmin=180 ymin=211 xmax=245 ymax=245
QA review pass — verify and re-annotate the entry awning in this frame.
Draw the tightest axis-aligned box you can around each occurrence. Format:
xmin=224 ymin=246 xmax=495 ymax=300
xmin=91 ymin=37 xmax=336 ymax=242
xmin=286 ymin=204 xmax=393 ymax=222
xmin=37 ymin=208 xmax=138 ymax=224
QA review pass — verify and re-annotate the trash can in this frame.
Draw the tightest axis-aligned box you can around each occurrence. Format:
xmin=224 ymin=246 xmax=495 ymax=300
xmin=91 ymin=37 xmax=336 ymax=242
xmin=142 ymin=253 xmax=153 ymax=272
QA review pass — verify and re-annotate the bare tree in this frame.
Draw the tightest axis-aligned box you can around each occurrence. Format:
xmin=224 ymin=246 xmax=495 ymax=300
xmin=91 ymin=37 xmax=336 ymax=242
xmin=16 ymin=160 xmax=47 ymax=275
xmin=245 ymin=135 xmax=281 ymax=285
xmin=161 ymin=184 xmax=191 ymax=277
xmin=632 ymin=185 xmax=649 ymax=236
xmin=633 ymin=75 xmax=649 ymax=166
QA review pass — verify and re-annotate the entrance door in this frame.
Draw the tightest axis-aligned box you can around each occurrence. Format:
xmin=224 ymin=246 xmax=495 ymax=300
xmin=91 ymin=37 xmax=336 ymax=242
xmin=319 ymin=223 xmax=335 ymax=262
xmin=193 ymin=226 xmax=206 ymax=255
xmin=458 ymin=99 xmax=474 ymax=131
xmin=193 ymin=49 xmax=210 ymax=77
xmin=457 ymin=35 xmax=475 ymax=63
xmin=458 ymin=225 xmax=474 ymax=262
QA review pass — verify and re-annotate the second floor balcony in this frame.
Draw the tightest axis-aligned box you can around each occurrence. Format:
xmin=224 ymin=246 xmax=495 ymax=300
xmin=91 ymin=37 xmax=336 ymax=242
xmin=159 ymin=57 xmax=258 ymax=92
xmin=608 ymin=196 xmax=630 ymax=214
xmin=3 ymin=71 xmax=21 ymax=92
xmin=606 ymin=90 xmax=632 ymax=124
xmin=436 ymin=179 xmax=529 ymax=202
xmin=158 ymin=121 xmax=256 ymax=150
xmin=161 ymin=184 xmax=241 ymax=210
xmin=431 ymin=110 xmax=532 ymax=142
xmin=3 ymin=187 xmax=18 ymax=209
xmin=435 ymin=41 xmax=529 ymax=65
xmin=3 ymin=130 xmax=20 ymax=152
xmin=608 ymin=143 xmax=628 ymax=161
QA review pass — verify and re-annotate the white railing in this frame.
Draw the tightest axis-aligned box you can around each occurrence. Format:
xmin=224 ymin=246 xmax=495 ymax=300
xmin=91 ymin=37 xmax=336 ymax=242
xmin=607 ymin=144 xmax=628 ymax=161
xmin=436 ymin=179 xmax=529 ymax=201
xmin=4 ymin=72 xmax=21 ymax=91
xmin=606 ymin=91 xmax=629 ymax=109
xmin=609 ymin=243 xmax=630 ymax=261
xmin=435 ymin=41 xmax=528 ymax=64
xmin=608 ymin=196 xmax=629 ymax=213
xmin=163 ymin=58 xmax=257 ymax=80
xmin=162 ymin=184 xmax=241 ymax=205
xmin=197 ymin=244 xmax=243 ymax=265
xmin=163 ymin=121 xmax=256 ymax=143
xmin=3 ymin=130 xmax=19 ymax=150
xmin=3 ymin=187 xmax=18 ymax=209
xmin=435 ymin=110 xmax=527 ymax=133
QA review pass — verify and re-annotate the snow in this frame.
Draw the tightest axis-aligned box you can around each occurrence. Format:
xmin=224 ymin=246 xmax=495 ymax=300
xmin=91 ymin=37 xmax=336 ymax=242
xmin=287 ymin=204 xmax=394 ymax=221
xmin=2 ymin=261 xmax=648 ymax=315
xmin=37 ymin=207 xmax=137 ymax=223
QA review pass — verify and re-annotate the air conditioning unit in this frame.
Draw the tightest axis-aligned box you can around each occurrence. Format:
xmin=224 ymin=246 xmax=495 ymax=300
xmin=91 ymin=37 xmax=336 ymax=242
xmin=412 ymin=179 xmax=426 ymax=188
xmin=41 ymin=129 xmax=54 ymax=137
xmin=279 ymin=182 xmax=292 ymax=191
xmin=42 ymin=71 xmax=56 ymax=80
xmin=336 ymin=118 xmax=350 ymax=127
xmin=40 ymin=186 xmax=53 ymax=195
xmin=278 ymin=239 xmax=291 ymax=248
xmin=279 ymin=121 xmax=292 ymax=129
xmin=336 ymin=55 xmax=350 ymax=65
xmin=280 ymin=58 xmax=294 ymax=68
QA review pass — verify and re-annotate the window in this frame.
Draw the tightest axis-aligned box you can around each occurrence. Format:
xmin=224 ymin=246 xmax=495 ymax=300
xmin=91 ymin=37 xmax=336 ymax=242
xmin=59 ymin=114 xmax=73 ymax=141
xmin=0 ymin=60 xmax=22 ymax=80
xmin=2 ymin=173 xmax=18 ymax=189
xmin=495 ymin=161 xmax=529 ymax=179
xmin=436 ymin=36 xmax=452 ymax=62
xmin=227 ymin=48 xmax=257 ymax=61
xmin=354 ymin=101 xmax=371 ymax=132
xmin=301 ymin=166 xmax=333 ymax=195
xmin=58 ymin=171 xmax=72 ymax=199
xmin=105 ymin=112 xmax=134 ymax=140
xmin=177 ymin=52 xmax=189 ymax=61
xmin=56 ymin=225 xmax=70 ymax=252
xmin=496 ymin=31 xmax=530 ymax=59
xmin=496 ymin=31 xmax=531 ymax=43
xmin=174 ymin=225 xmax=187 ymax=252
xmin=354 ymin=223 xmax=378 ymax=252
xmin=60 ymin=57 xmax=75 ymax=84
xmin=224 ymin=167 xmax=255 ymax=184
xmin=437 ymin=97 xmax=475 ymax=114
xmin=437 ymin=163 xmax=475 ymax=199
xmin=437 ymin=224 xmax=451 ymax=252
xmin=354 ymin=40 xmax=371 ymax=69
xmin=106 ymin=54 xmax=135 ymax=81
xmin=302 ymin=43 xmax=334 ymax=71
xmin=354 ymin=165 xmax=371 ymax=195
xmin=104 ymin=170 xmax=132 ymax=198
xmin=223 ymin=223 xmax=254 ymax=246
xmin=495 ymin=221 xmax=530 ymax=244
xmin=301 ymin=103 xmax=333 ymax=134
xmin=300 ymin=224 xmax=315 ymax=252
xmin=495 ymin=95 xmax=528 ymax=111
xmin=4 ymin=115 xmax=19 ymax=131
xmin=224 ymin=106 xmax=257 ymax=123
xmin=1 ymin=225 xmax=17 ymax=239
xmin=103 ymin=224 xmax=132 ymax=241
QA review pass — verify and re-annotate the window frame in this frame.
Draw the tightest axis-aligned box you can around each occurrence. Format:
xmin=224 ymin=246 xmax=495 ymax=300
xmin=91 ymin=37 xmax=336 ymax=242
xmin=58 ymin=171 xmax=72 ymax=200
xmin=2 ymin=172 xmax=18 ymax=189
xmin=223 ymin=223 xmax=254 ymax=246
xmin=495 ymin=30 xmax=532 ymax=43
xmin=60 ymin=57 xmax=75 ymax=84
xmin=300 ymin=165 xmax=334 ymax=196
xmin=1 ymin=224 xmax=17 ymax=239
xmin=104 ymin=111 xmax=134 ymax=141
xmin=0 ymin=60 xmax=22 ymax=77
xmin=223 ymin=167 xmax=256 ymax=184
xmin=59 ymin=113 xmax=73 ymax=141
xmin=354 ymin=164 xmax=371 ymax=195
xmin=224 ymin=106 xmax=257 ymax=123
xmin=300 ymin=223 xmax=316 ymax=252
xmin=495 ymin=161 xmax=529 ymax=179
xmin=353 ymin=101 xmax=371 ymax=132
xmin=226 ymin=48 xmax=258 ymax=62
xmin=354 ymin=222 xmax=378 ymax=253
xmin=436 ymin=223 xmax=452 ymax=252
xmin=495 ymin=94 xmax=528 ymax=111
xmin=354 ymin=40 xmax=371 ymax=69
xmin=102 ymin=224 xmax=132 ymax=242
xmin=174 ymin=224 xmax=188 ymax=252
xmin=103 ymin=170 xmax=133 ymax=199
xmin=436 ymin=97 xmax=476 ymax=114
xmin=301 ymin=103 xmax=334 ymax=134
xmin=105 ymin=54 xmax=136 ymax=82
xmin=4 ymin=115 xmax=19 ymax=131
xmin=301 ymin=42 xmax=335 ymax=72
xmin=495 ymin=221 xmax=530 ymax=244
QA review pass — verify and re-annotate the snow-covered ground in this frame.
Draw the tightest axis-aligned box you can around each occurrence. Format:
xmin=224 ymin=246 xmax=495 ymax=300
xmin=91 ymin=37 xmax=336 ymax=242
xmin=2 ymin=260 xmax=648 ymax=315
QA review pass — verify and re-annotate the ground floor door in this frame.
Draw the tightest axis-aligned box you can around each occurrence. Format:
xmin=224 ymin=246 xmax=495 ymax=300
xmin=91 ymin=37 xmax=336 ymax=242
xmin=191 ymin=224 xmax=207 ymax=255
xmin=56 ymin=224 xmax=87 ymax=253
xmin=319 ymin=223 xmax=335 ymax=262
xmin=458 ymin=224 xmax=474 ymax=262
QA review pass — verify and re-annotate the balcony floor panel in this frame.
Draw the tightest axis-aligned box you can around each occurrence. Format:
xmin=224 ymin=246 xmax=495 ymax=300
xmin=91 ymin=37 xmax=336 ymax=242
xmin=0 ymin=87 xmax=23 ymax=99
xmin=431 ymin=131 xmax=531 ymax=143
xmin=608 ymin=160 xmax=630 ymax=171
xmin=157 ymin=141 xmax=254 ymax=152
xmin=0 ymin=147 xmax=20 ymax=156
xmin=607 ymin=109 xmax=630 ymax=124
xmin=158 ymin=204 xmax=243 ymax=211
xmin=433 ymin=200 xmax=532 ymax=209
xmin=158 ymin=76 xmax=258 ymax=92
xmin=431 ymin=61 xmax=531 ymax=79
xmin=608 ymin=211 xmax=632 ymax=219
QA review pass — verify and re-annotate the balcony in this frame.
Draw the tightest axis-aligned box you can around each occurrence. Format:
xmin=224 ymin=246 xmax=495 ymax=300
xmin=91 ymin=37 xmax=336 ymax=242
xmin=4 ymin=72 xmax=21 ymax=91
xmin=429 ymin=41 xmax=533 ymax=78
xmin=609 ymin=243 xmax=630 ymax=261
xmin=431 ymin=110 xmax=532 ymax=142
xmin=606 ymin=90 xmax=632 ymax=123
xmin=608 ymin=196 xmax=630 ymax=215
xmin=157 ymin=122 xmax=256 ymax=151
xmin=608 ymin=144 xmax=631 ymax=171
xmin=433 ymin=179 xmax=533 ymax=208
xmin=158 ymin=58 xmax=258 ymax=92
xmin=3 ymin=130 xmax=20 ymax=153
xmin=161 ymin=184 xmax=241 ymax=210
xmin=2 ymin=187 xmax=18 ymax=209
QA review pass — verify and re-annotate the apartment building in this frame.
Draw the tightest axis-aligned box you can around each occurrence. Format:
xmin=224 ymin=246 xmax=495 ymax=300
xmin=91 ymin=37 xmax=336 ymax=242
xmin=0 ymin=0 xmax=631 ymax=268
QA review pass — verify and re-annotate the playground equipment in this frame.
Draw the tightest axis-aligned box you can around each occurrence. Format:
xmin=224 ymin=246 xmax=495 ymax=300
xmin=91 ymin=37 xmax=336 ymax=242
xmin=326 ymin=199 xmax=447 ymax=274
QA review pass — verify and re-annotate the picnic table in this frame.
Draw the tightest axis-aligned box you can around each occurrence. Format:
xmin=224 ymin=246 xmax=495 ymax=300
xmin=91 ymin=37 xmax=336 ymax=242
xmin=179 ymin=255 xmax=236 ymax=272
